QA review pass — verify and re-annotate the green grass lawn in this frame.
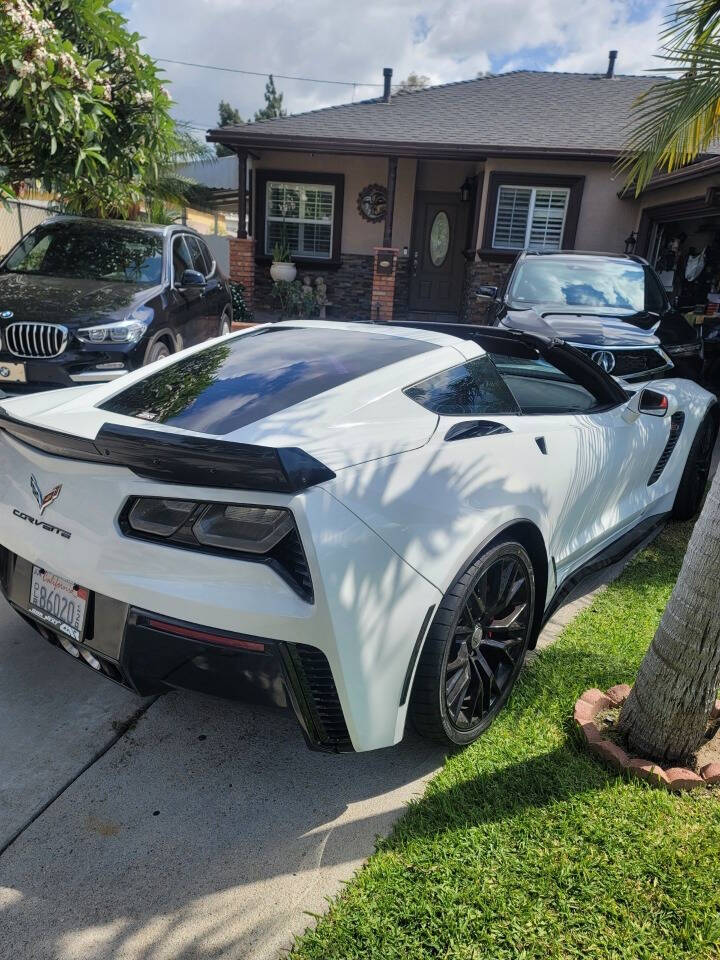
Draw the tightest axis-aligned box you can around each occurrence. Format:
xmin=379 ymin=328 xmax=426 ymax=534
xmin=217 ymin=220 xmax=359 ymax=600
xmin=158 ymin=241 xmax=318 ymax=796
xmin=292 ymin=520 xmax=720 ymax=960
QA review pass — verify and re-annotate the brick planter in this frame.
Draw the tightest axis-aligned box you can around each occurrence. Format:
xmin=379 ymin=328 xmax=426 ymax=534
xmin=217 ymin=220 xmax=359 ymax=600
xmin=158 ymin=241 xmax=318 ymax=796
xmin=574 ymin=686 xmax=720 ymax=790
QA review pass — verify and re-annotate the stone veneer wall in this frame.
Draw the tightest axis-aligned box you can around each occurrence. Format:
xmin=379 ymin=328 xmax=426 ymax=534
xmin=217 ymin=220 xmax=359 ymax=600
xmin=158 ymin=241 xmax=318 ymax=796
xmin=461 ymin=258 xmax=513 ymax=323
xmin=254 ymin=254 xmax=375 ymax=320
xmin=392 ymin=257 xmax=410 ymax=321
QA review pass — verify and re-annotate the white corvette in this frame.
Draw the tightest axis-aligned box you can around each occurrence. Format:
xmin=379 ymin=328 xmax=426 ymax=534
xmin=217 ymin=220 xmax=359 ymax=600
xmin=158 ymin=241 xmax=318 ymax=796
xmin=0 ymin=320 xmax=716 ymax=752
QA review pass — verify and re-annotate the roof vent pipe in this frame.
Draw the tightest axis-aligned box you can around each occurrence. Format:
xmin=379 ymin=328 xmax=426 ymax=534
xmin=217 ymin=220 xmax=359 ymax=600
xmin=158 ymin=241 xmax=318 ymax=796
xmin=606 ymin=50 xmax=618 ymax=78
xmin=383 ymin=67 xmax=393 ymax=102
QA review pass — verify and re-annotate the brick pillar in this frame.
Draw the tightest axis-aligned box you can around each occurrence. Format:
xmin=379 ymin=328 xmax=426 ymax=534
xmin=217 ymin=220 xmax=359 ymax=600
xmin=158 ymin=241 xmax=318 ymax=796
xmin=228 ymin=236 xmax=255 ymax=311
xmin=370 ymin=247 xmax=399 ymax=323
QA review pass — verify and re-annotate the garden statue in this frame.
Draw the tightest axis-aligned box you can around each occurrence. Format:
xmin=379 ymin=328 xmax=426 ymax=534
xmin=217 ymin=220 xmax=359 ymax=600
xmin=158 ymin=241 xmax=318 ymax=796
xmin=314 ymin=275 xmax=330 ymax=319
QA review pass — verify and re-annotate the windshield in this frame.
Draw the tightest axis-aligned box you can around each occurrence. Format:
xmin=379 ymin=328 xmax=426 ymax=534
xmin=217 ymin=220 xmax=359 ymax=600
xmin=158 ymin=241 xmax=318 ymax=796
xmin=508 ymin=257 xmax=646 ymax=312
xmin=2 ymin=222 xmax=164 ymax=285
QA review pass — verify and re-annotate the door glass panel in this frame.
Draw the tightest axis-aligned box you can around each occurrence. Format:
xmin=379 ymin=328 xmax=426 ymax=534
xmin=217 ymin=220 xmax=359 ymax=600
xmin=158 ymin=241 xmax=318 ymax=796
xmin=429 ymin=211 xmax=450 ymax=266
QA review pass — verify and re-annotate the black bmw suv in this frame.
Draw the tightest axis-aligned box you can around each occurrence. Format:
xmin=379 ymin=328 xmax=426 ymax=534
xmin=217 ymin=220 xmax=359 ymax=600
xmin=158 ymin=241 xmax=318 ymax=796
xmin=0 ymin=217 xmax=233 ymax=392
xmin=478 ymin=251 xmax=703 ymax=386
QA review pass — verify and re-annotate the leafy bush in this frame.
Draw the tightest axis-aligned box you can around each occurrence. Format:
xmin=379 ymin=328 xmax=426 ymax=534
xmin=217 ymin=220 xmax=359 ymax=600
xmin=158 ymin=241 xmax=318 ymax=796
xmin=229 ymin=281 xmax=253 ymax=323
xmin=270 ymin=279 xmax=319 ymax=318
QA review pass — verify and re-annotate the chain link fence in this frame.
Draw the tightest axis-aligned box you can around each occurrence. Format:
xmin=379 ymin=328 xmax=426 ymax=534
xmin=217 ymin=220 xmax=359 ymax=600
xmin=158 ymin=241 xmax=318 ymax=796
xmin=0 ymin=199 xmax=55 ymax=257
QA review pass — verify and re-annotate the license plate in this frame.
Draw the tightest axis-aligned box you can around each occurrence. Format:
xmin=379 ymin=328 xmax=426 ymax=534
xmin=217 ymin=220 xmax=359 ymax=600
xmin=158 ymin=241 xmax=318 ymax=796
xmin=29 ymin=566 xmax=88 ymax=642
xmin=0 ymin=361 xmax=26 ymax=383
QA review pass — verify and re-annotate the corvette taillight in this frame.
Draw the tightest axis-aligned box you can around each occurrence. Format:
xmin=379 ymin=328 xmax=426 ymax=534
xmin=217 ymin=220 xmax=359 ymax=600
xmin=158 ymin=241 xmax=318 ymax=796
xmin=127 ymin=498 xmax=195 ymax=537
xmin=120 ymin=497 xmax=313 ymax=602
xmin=192 ymin=504 xmax=294 ymax=554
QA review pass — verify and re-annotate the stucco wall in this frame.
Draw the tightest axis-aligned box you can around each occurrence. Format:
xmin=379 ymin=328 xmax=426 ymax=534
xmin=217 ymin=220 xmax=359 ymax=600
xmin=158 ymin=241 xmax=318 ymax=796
xmin=475 ymin=157 xmax=638 ymax=253
xmin=252 ymin=151 xmax=417 ymax=254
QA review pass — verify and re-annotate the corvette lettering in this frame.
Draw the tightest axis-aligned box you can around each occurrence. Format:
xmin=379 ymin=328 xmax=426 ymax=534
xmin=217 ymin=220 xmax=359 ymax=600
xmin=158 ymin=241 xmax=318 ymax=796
xmin=13 ymin=508 xmax=71 ymax=540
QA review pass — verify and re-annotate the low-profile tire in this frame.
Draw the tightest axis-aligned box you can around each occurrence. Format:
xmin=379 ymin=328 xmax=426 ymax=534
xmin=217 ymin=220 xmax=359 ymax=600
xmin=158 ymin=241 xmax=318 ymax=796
xmin=144 ymin=339 xmax=171 ymax=365
xmin=409 ymin=541 xmax=535 ymax=747
xmin=672 ymin=410 xmax=718 ymax=521
xmin=218 ymin=305 xmax=232 ymax=337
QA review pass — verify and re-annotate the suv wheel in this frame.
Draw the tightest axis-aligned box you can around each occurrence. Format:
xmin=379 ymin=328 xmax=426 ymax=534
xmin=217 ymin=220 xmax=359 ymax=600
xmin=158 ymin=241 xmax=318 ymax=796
xmin=219 ymin=306 xmax=232 ymax=337
xmin=145 ymin=340 xmax=170 ymax=365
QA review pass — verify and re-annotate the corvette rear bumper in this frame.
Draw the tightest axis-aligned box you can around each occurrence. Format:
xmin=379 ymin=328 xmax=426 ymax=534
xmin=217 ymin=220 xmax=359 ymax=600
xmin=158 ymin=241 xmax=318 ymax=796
xmin=0 ymin=548 xmax=354 ymax=752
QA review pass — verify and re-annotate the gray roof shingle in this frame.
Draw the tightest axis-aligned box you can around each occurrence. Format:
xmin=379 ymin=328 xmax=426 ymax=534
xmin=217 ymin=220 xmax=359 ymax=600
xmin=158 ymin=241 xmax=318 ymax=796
xmin=208 ymin=71 xmax=664 ymax=155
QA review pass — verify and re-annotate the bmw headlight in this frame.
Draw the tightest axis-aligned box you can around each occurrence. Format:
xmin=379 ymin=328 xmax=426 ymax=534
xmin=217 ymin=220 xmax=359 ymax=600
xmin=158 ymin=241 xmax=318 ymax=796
xmin=77 ymin=307 xmax=152 ymax=345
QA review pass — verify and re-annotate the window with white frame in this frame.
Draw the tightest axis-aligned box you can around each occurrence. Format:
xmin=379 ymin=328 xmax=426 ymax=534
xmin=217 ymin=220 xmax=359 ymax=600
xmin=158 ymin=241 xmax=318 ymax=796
xmin=265 ymin=181 xmax=335 ymax=259
xmin=492 ymin=185 xmax=570 ymax=251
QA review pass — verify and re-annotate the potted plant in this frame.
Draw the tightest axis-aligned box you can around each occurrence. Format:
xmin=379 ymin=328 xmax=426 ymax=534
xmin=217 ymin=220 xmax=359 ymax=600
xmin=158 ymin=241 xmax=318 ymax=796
xmin=270 ymin=238 xmax=296 ymax=283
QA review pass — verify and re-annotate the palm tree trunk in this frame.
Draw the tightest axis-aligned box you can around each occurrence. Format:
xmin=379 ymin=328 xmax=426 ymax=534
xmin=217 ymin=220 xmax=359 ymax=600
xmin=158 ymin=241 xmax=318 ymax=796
xmin=618 ymin=464 xmax=720 ymax=763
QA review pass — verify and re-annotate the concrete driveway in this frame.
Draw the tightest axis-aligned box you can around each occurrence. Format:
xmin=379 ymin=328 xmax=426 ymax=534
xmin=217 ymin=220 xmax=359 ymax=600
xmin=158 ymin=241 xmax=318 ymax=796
xmin=0 ymin=489 xmax=698 ymax=960
xmin=0 ymin=602 xmax=444 ymax=960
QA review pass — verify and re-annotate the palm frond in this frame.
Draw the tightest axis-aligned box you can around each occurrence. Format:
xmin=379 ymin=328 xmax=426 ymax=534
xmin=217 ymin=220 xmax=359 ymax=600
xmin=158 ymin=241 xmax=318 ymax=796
xmin=618 ymin=5 xmax=720 ymax=194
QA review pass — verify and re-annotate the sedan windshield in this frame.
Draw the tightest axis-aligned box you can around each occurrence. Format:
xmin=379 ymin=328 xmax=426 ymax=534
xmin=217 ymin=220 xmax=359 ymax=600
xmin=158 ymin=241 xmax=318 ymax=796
xmin=2 ymin=222 xmax=163 ymax=285
xmin=508 ymin=257 xmax=646 ymax=312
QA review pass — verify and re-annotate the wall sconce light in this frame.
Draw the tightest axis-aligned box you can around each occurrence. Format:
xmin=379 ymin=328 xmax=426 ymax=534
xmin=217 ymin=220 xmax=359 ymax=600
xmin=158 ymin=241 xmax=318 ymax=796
xmin=624 ymin=230 xmax=637 ymax=254
xmin=459 ymin=177 xmax=473 ymax=203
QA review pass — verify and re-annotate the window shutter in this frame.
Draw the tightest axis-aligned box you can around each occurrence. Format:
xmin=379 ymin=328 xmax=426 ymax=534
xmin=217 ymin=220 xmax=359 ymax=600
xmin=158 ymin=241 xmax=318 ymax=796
xmin=493 ymin=186 xmax=531 ymax=249
xmin=265 ymin=180 xmax=335 ymax=258
xmin=527 ymin=188 xmax=568 ymax=250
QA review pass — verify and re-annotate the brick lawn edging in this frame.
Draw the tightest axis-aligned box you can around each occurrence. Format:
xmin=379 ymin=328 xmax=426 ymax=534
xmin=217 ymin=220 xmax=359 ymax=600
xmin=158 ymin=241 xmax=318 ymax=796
xmin=574 ymin=686 xmax=720 ymax=790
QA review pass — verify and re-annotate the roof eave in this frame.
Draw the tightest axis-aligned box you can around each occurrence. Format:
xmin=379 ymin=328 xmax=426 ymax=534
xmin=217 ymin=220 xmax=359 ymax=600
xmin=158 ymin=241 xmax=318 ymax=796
xmin=636 ymin=155 xmax=720 ymax=194
xmin=206 ymin=129 xmax=620 ymax=162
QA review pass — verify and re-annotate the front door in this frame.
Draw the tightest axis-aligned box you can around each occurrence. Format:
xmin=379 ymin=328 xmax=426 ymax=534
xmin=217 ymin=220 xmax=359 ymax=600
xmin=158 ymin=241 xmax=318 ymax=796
xmin=409 ymin=191 xmax=469 ymax=315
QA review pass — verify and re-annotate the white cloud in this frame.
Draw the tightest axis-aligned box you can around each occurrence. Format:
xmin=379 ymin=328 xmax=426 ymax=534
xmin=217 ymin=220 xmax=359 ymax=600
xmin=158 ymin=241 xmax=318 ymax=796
xmin=119 ymin=0 xmax=670 ymax=132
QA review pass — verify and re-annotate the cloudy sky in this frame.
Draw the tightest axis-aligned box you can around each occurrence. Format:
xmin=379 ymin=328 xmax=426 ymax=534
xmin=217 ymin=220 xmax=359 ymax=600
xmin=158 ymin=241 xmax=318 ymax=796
xmin=114 ymin=0 xmax=671 ymax=135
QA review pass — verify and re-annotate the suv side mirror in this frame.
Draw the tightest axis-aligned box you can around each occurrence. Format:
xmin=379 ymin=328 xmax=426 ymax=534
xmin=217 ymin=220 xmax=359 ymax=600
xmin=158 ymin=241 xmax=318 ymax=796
xmin=180 ymin=269 xmax=206 ymax=288
xmin=475 ymin=285 xmax=498 ymax=301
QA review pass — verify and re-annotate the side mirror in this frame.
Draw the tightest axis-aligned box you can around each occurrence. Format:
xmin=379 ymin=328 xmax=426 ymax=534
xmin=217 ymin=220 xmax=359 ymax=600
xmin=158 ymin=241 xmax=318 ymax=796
xmin=633 ymin=387 xmax=678 ymax=420
xmin=475 ymin=285 xmax=498 ymax=301
xmin=179 ymin=269 xmax=206 ymax=288
xmin=622 ymin=388 xmax=676 ymax=423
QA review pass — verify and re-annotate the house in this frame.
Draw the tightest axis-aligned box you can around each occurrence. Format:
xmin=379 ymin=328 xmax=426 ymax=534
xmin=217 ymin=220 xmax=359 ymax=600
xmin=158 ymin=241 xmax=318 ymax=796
xmin=207 ymin=56 xmax=720 ymax=323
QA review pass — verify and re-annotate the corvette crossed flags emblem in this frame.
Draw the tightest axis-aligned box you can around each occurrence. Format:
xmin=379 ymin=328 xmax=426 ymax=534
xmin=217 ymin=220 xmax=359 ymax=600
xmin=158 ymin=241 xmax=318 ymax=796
xmin=30 ymin=474 xmax=62 ymax=515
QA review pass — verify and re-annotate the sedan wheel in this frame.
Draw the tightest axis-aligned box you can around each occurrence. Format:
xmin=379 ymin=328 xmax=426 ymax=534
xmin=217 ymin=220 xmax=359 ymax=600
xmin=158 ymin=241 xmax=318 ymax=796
xmin=410 ymin=541 xmax=535 ymax=746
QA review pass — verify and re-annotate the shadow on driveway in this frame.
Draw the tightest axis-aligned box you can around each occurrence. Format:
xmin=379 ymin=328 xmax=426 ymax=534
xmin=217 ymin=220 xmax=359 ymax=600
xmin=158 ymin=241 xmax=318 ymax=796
xmin=0 ymin=677 xmax=444 ymax=960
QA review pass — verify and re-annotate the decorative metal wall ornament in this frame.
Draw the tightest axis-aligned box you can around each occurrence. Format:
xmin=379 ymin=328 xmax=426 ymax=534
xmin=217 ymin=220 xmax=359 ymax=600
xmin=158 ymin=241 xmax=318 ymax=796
xmin=357 ymin=183 xmax=387 ymax=223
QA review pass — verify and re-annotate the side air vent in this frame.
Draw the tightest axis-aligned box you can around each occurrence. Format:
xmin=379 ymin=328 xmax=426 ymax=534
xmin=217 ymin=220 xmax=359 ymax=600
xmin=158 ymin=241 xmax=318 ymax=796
xmin=284 ymin=643 xmax=352 ymax=751
xmin=270 ymin=528 xmax=314 ymax=603
xmin=648 ymin=412 xmax=685 ymax=485
xmin=444 ymin=420 xmax=511 ymax=441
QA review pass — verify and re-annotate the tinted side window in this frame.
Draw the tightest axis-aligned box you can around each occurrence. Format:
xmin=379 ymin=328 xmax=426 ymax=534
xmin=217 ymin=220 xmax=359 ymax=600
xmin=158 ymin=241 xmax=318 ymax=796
xmin=185 ymin=236 xmax=209 ymax=277
xmin=490 ymin=352 xmax=599 ymax=415
xmin=404 ymin=356 xmax=520 ymax=416
xmin=644 ymin=268 xmax=667 ymax=313
xmin=196 ymin=238 xmax=214 ymax=275
xmin=172 ymin=236 xmax=193 ymax=281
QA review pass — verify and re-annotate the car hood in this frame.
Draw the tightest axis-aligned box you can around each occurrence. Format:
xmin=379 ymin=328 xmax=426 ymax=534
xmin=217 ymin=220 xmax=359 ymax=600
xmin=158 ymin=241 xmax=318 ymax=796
xmin=504 ymin=307 xmax=662 ymax=348
xmin=0 ymin=272 xmax=160 ymax=325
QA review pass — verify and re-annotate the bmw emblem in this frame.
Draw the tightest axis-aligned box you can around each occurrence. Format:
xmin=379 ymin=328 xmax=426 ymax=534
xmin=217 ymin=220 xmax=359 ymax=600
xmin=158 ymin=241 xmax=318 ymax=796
xmin=0 ymin=311 xmax=13 ymax=320
xmin=591 ymin=349 xmax=616 ymax=373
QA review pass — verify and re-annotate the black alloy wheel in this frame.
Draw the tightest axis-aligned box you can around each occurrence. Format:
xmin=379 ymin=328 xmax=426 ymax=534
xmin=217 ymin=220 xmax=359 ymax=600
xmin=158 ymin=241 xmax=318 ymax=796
xmin=672 ymin=411 xmax=718 ymax=521
xmin=410 ymin=541 xmax=535 ymax=746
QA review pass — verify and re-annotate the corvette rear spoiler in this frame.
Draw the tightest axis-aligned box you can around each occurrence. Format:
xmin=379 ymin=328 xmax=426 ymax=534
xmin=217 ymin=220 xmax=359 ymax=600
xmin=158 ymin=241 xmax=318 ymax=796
xmin=0 ymin=408 xmax=335 ymax=493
